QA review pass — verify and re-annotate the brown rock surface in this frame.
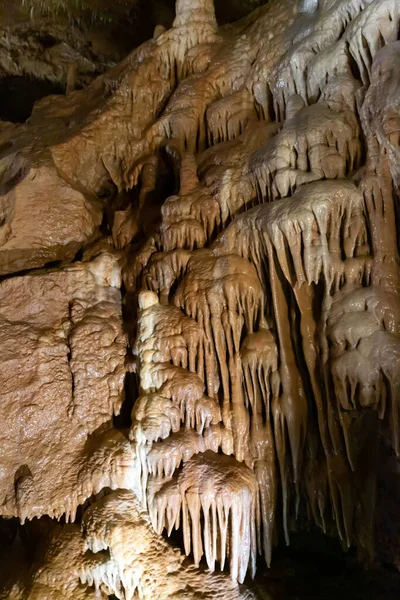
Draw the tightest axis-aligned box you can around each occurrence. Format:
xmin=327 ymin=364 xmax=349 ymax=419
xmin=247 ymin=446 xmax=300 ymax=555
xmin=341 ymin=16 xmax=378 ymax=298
xmin=0 ymin=163 xmax=103 ymax=274
xmin=0 ymin=253 xmax=127 ymax=520
xmin=0 ymin=0 xmax=400 ymax=597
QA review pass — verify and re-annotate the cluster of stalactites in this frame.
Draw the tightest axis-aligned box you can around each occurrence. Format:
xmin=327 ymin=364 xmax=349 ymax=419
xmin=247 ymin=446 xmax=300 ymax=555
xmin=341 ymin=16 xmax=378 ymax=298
xmin=214 ymin=180 xmax=370 ymax=292
xmin=79 ymin=490 xmax=259 ymax=600
xmin=130 ymin=291 xmax=232 ymax=495
xmin=130 ymin=290 xmax=272 ymax=582
xmin=134 ymin=260 xmax=291 ymax=576
xmin=152 ymin=0 xmax=399 ymax=245
xmin=329 ymin=286 xmax=400 ymax=462
xmin=137 ymin=168 xmax=389 ymax=572
xmin=129 ymin=0 xmax=400 ymax=585
xmin=148 ymin=452 xmax=259 ymax=583
xmin=134 ymin=270 xmax=281 ymax=575
xmin=209 ymin=178 xmax=376 ymax=542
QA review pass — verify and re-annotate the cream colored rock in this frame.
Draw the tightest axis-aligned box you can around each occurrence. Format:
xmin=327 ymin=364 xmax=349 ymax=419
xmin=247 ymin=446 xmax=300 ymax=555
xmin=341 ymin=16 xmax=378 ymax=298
xmin=148 ymin=452 xmax=258 ymax=583
xmin=2 ymin=0 xmax=400 ymax=593
xmin=1 ymin=525 xmax=108 ymax=600
xmin=81 ymin=489 xmax=260 ymax=599
xmin=129 ymin=0 xmax=400 ymax=580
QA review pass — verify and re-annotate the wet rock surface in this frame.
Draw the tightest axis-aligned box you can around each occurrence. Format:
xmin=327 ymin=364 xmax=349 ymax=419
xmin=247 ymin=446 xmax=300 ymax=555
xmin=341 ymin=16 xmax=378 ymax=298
xmin=0 ymin=0 xmax=399 ymax=598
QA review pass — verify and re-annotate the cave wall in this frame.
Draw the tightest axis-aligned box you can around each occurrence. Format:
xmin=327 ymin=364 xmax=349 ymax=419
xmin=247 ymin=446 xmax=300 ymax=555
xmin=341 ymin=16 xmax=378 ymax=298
xmin=0 ymin=0 xmax=399 ymax=598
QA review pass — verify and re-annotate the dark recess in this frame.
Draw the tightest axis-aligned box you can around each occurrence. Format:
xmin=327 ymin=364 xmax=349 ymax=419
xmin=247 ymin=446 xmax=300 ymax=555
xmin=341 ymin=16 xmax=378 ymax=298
xmin=0 ymin=75 xmax=64 ymax=123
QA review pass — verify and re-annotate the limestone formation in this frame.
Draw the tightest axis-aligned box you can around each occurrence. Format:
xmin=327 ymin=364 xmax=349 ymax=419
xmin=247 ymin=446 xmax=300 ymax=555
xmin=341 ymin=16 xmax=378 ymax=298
xmin=0 ymin=0 xmax=400 ymax=598
xmin=0 ymin=253 xmax=128 ymax=522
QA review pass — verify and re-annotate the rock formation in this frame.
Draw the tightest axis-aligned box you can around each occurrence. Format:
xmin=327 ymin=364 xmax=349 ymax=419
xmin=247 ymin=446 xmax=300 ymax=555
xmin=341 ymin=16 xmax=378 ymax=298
xmin=0 ymin=0 xmax=399 ymax=598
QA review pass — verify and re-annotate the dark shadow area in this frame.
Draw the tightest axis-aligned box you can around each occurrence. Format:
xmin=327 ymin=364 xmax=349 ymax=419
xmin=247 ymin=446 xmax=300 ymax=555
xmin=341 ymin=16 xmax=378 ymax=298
xmin=251 ymin=531 xmax=400 ymax=599
xmin=0 ymin=75 xmax=64 ymax=123
xmin=113 ymin=371 xmax=138 ymax=430
xmin=0 ymin=513 xmax=55 ymax=587
xmin=215 ymin=0 xmax=269 ymax=24
xmin=161 ymin=512 xmax=400 ymax=600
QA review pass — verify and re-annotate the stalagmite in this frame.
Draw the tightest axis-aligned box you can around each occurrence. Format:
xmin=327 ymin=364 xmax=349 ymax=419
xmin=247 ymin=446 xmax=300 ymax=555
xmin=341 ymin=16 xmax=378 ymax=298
xmin=1 ymin=0 xmax=400 ymax=596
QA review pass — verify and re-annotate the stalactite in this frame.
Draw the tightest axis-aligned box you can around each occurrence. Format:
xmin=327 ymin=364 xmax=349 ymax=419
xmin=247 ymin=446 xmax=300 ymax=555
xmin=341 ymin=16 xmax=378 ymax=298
xmin=329 ymin=286 xmax=400 ymax=459
xmin=206 ymin=89 xmax=258 ymax=145
xmin=148 ymin=452 xmax=258 ymax=583
xmin=251 ymin=101 xmax=362 ymax=201
xmin=2 ymin=0 xmax=400 ymax=595
xmin=142 ymin=249 xmax=192 ymax=302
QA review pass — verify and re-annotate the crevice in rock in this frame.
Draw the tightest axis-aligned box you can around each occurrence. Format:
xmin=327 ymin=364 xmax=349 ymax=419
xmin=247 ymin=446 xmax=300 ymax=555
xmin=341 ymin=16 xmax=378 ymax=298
xmin=0 ymin=75 xmax=64 ymax=123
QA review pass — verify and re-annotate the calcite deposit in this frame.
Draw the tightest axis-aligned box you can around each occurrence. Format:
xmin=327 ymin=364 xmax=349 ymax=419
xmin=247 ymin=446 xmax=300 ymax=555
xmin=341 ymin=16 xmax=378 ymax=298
xmin=0 ymin=253 xmax=128 ymax=522
xmin=0 ymin=0 xmax=400 ymax=598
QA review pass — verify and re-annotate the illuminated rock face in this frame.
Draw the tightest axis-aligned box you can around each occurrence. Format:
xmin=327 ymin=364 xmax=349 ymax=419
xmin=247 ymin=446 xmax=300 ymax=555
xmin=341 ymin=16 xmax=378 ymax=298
xmin=0 ymin=254 xmax=129 ymax=522
xmin=0 ymin=0 xmax=400 ymax=598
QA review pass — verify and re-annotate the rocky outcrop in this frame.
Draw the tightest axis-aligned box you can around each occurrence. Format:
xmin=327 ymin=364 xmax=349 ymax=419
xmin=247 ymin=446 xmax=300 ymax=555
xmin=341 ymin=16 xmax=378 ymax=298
xmin=0 ymin=253 xmax=128 ymax=522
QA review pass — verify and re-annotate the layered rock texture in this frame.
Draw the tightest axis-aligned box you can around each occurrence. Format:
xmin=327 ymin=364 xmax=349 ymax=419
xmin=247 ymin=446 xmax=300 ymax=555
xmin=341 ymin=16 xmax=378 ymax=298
xmin=0 ymin=0 xmax=400 ymax=598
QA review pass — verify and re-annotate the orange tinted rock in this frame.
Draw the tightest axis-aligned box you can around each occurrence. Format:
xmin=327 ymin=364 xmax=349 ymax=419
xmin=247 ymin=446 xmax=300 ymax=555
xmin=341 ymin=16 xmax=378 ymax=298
xmin=0 ymin=254 xmax=127 ymax=521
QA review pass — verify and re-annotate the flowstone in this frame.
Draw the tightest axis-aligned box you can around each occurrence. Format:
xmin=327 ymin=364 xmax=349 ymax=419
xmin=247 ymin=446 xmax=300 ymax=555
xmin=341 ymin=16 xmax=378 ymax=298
xmin=1 ymin=0 xmax=400 ymax=597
